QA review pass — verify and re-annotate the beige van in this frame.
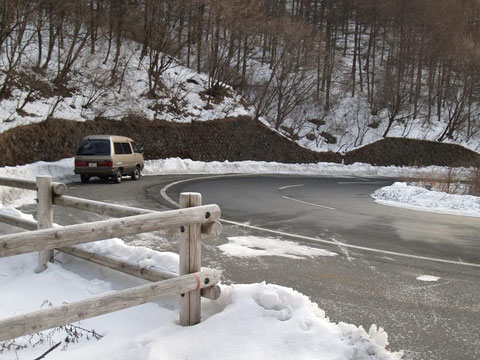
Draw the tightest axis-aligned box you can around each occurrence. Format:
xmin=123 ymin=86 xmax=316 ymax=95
xmin=74 ymin=135 xmax=144 ymax=183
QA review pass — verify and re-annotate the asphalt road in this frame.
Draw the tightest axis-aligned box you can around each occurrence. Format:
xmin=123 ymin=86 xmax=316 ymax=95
xmin=10 ymin=174 xmax=480 ymax=360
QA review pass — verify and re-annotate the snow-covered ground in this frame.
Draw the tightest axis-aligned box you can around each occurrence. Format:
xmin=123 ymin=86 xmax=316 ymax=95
xmin=0 ymin=246 xmax=401 ymax=360
xmin=1 ymin=157 xmax=479 ymax=359
xmin=0 ymin=38 xmax=251 ymax=135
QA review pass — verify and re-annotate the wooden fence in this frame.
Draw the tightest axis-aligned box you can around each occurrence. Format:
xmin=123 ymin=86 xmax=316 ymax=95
xmin=0 ymin=176 xmax=222 ymax=342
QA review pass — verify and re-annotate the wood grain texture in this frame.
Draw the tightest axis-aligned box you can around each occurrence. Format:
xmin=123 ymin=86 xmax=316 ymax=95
xmin=0 ymin=213 xmax=37 ymax=231
xmin=179 ymin=192 xmax=203 ymax=326
xmin=53 ymin=195 xmax=152 ymax=217
xmin=54 ymin=194 xmax=219 ymax=236
xmin=0 ymin=176 xmax=66 ymax=195
xmin=35 ymin=176 xmax=54 ymax=273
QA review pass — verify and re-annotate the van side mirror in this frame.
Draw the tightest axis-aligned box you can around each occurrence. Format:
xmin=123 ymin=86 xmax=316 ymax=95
xmin=138 ymin=146 xmax=144 ymax=154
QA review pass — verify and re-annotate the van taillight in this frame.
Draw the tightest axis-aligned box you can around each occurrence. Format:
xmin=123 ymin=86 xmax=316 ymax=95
xmin=98 ymin=161 xmax=113 ymax=167
xmin=75 ymin=161 xmax=88 ymax=166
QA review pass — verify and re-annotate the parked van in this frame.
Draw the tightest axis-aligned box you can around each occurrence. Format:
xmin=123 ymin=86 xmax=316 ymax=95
xmin=74 ymin=135 xmax=144 ymax=183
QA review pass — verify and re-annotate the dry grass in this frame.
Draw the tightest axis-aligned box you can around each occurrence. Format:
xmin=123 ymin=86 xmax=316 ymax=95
xmin=466 ymin=166 xmax=480 ymax=196
xmin=402 ymin=167 xmax=478 ymax=195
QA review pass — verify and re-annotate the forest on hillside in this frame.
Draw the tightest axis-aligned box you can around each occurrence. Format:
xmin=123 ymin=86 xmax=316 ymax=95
xmin=1 ymin=0 xmax=480 ymax=149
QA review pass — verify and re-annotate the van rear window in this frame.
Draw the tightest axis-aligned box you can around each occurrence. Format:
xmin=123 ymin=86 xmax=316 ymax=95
xmin=76 ymin=139 xmax=111 ymax=156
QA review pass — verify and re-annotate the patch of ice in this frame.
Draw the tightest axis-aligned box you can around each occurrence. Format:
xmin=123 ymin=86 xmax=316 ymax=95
xmin=416 ymin=275 xmax=440 ymax=282
xmin=219 ymin=236 xmax=337 ymax=259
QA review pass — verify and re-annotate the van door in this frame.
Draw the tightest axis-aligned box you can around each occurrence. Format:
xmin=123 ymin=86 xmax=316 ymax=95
xmin=121 ymin=142 xmax=134 ymax=173
xmin=113 ymin=142 xmax=130 ymax=174
xmin=130 ymin=141 xmax=144 ymax=170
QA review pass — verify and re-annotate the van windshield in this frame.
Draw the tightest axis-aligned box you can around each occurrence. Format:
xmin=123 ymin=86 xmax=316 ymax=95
xmin=76 ymin=139 xmax=111 ymax=156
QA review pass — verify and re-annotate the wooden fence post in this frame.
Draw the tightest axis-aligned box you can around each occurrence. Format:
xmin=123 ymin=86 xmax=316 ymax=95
xmin=179 ymin=192 xmax=202 ymax=326
xmin=35 ymin=176 xmax=54 ymax=273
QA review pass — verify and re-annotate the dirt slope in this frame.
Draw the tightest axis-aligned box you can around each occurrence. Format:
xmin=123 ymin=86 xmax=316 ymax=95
xmin=0 ymin=116 xmax=341 ymax=166
xmin=345 ymin=137 xmax=480 ymax=167
xmin=1 ymin=117 xmax=478 ymax=168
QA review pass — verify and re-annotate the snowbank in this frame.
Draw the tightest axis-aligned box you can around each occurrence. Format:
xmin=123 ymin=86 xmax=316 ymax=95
xmin=143 ymin=157 xmax=464 ymax=178
xmin=0 ymin=158 xmax=75 ymax=206
xmin=372 ymin=182 xmax=480 ymax=217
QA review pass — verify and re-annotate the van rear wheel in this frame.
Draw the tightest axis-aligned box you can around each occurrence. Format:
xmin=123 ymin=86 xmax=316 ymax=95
xmin=80 ymin=175 xmax=90 ymax=183
xmin=114 ymin=169 xmax=122 ymax=184
xmin=131 ymin=167 xmax=141 ymax=180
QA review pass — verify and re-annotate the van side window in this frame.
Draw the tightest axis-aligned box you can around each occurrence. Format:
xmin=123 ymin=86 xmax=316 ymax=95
xmin=131 ymin=142 xmax=143 ymax=153
xmin=122 ymin=143 xmax=132 ymax=154
xmin=114 ymin=143 xmax=123 ymax=154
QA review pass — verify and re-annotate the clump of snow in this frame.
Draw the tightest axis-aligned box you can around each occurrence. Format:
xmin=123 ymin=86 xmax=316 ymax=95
xmin=416 ymin=275 xmax=441 ymax=282
xmin=372 ymin=182 xmax=480 ymax=217
xmin=76 ymin=238 xmax=179 ymax=277
xmin=0 ymin=206 xmax=35 ymax=221
xmin=219 ymin=236 xmax=337 ymax=259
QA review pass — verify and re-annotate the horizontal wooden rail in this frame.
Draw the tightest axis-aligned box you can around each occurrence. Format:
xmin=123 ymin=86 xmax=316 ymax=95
xmin=53 ymin=195 xmax=222 ymax=235
xmin=60 ymin=246 xmax=221 ymax=300
xmin=54 ymin=195 xmax=152 ymax=217
xmin=0 ymin=177 xmax=67 ymax=196
xmin=0 ymin=213 xmax=37 ymax=231
xmin=0 ymin=269 xmax=220 ymax=342
xmin=0 ymin=204 xmax=221 ymax=258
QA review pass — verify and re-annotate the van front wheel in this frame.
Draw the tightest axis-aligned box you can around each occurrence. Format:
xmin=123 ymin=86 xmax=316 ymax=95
xmin=114 ymin=169 xmax=122 ymax=184
xmin=131 ymin=167 xmax=141 ymax=180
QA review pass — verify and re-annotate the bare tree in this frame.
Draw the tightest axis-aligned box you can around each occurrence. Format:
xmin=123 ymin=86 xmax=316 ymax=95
xmin=0 ymin=1 xmax=34 ymax=99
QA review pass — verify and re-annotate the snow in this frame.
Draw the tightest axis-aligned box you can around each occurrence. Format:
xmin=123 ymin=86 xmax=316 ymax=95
xmin=0 ymin=158 xmax=414 ymax=359
xmin=0 ymin=38 xmax=251 ymax=135
xmin=416 ymin=275 xmax=441 ymax=282
xmin=76 ymin=238 xmax=179 ymax=277
xmin=371 ymin=182 xmax=480 ymax=217
xmin=219 ymin=236 xmax=337 ymax=259
xmin=1 ymin=157 xmax=476 ymax=358
xmin=143 ymin=157 xmax=474 ymax=180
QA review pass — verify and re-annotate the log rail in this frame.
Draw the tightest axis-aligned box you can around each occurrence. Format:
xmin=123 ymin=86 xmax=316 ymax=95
xmin=0 ymin=175 xmax=223 ymax=342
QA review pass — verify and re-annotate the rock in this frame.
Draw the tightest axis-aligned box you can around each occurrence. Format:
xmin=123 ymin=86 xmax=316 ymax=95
xmin=306 ymin=132 xmax=317 ymax=141
xmin=368 ymin=121 xmax=381 ymax=129
xmin=307 ymin=118 xmax=326 ymax=127
xmin=320 ymin=131 xmax=337 ymax=144
xmin=280 ymin=125 xmax=300 ymax=141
